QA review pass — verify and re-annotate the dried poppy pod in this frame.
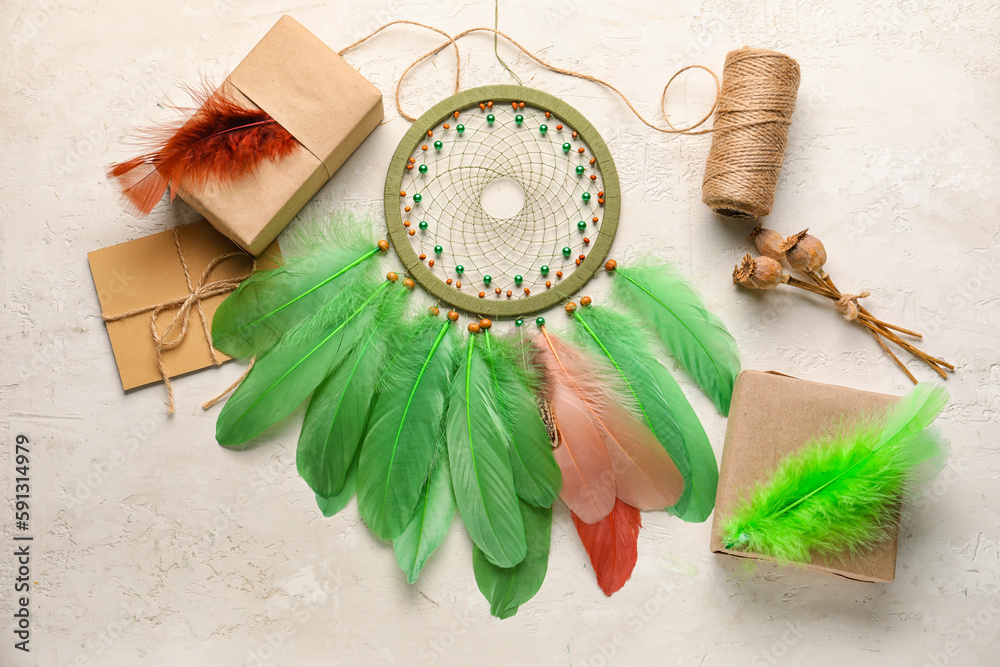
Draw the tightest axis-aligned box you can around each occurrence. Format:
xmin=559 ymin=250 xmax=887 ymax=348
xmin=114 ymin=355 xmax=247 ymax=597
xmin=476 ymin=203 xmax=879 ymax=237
xmin=733 ymin=254 xmax=785 ymax=290
xmin=782 ymin=228 xmax=828 ymax=278
xmin=748 ymin=224 xmax=786 ymax=262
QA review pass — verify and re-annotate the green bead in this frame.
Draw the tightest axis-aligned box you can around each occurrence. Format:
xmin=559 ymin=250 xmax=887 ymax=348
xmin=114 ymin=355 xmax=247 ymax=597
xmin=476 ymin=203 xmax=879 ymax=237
xmin=455 ymin=265 xmax=464 ymax=274
xmin=434 ymin=245 xmax=443 ymax=254
xmin=581 ymin=192 xmax=591 ymax=202
xmin=540 ymin=265 xmax=549 ymax=275
xmin=456 ymin=124 xmax=465 ymax=134
xmin=514 ymin=275 xmax=523 ymax=284
xmin=418 ymin=164 xmax=428 ymax=174
xmin=577 ymin=220 xmax=587 ymax=231
xmin=515 ymin=114 xmax=524 ymax=125
xmin=539 ymin=124 xmax=548 ymax=134
xmin=418 ymin=220 xmax=428 ymax=230
xmin=487 ymin=114 xmax=495 ymax=123
xmin=575 ymin=165 xmax=585 ymax=175
xmin=413 ymin=193 xmax=422 ymax=203
xmin=562 ymin=143 xmax=572 ymax=153
xmin=535 ymin=317 xmax=545 ymax=326
xmin=434 ymin=140 xmax=443 ymax=150
xmin=562 ymin=246 xmax=572 ymax=257
xmin=515 ymin=318 xmax=524 ymax=327
xmin=483 ymin=275 xmax=492 ymax=285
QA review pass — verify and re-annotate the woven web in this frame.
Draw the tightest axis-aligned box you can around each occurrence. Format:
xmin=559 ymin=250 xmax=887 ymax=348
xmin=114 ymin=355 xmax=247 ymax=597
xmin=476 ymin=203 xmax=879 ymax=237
xmin=397 ymin=100 xmax=606 ymax=302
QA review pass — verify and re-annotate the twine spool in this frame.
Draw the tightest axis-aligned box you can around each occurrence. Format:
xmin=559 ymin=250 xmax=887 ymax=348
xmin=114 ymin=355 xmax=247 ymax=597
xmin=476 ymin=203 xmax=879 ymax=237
xmin=702 ymin=47 xmax=801 ymax=221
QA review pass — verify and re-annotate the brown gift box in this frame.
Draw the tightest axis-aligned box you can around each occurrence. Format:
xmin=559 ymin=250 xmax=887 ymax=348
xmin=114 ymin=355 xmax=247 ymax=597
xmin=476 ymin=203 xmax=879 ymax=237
xmin=180 ymin=15 xmax=384 ymax=256
xmin=710 ymin=370 xmax=900 ymax=582
xmin=88 ymin=221 xmax=278 ymax=391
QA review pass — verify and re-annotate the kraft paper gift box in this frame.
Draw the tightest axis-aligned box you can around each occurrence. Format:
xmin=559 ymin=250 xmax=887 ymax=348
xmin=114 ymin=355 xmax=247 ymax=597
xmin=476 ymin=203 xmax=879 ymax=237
xmin=88 ymin=220 xmax=278 ymax=391
xmin=710 ymin=370 xmax=900 ymax=583
xmin=179 ymin=15 xmax=384 ymax=256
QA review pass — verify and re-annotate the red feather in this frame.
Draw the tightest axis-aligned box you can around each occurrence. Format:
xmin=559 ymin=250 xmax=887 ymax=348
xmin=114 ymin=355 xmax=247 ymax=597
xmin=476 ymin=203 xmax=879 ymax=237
xmin=107 ymin=84 xmax=299 ymax=215
xmin=572 ymin=498 xmax=641 ymax=596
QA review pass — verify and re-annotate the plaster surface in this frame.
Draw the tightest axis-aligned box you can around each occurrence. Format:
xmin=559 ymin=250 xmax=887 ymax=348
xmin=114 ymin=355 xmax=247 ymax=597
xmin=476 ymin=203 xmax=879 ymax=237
xmin=1 ymin=1 xmax=998 ymax=665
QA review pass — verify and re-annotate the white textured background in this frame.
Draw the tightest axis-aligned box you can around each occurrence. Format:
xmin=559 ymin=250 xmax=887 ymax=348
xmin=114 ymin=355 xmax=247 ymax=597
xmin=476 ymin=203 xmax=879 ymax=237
xmin=2 ymin=1 xmax=998 ymax=665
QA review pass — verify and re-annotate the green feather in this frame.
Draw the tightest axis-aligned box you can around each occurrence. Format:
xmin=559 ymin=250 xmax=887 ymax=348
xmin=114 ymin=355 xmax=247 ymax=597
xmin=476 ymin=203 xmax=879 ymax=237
xmin=216 ymin=277 xmax=394 ymax=448
xmin=722 ymin=384 xmax=948 ymax=563
xmin=573 ymin=306 xmax=718 ymax=522
xmin=473 ymin=501 xmax=551 ymax=619
xmin=447 ymin=334 xmax=526 ymax=569
xmin=212 ymin=214 xmax=381 ymax=358
xmin=315 ymin=449 xmax=359 ymax=518
xmin=393 ymin=444 xmax=456 ymax=584
xmin=613 ymin=261 xmax=740 ymax=415
xmin=296 ymin=288 xmax=406 ymax=496
xmin=358 ymin=317 xmax=458 ymax=541
xmin=483 ymin=331 xmax=561 ymax=508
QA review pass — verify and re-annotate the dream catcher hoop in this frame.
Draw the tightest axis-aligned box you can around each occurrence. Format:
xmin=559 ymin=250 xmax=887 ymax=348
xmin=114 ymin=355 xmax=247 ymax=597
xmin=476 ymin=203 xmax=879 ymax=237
xmin=384 ymin=85 xmax=620 ymax=318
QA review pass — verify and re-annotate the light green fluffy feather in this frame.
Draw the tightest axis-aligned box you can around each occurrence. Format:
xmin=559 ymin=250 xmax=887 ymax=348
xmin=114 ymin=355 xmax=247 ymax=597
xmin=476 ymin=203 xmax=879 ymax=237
xmin=722 ymin=384 xmax=948 ymax=563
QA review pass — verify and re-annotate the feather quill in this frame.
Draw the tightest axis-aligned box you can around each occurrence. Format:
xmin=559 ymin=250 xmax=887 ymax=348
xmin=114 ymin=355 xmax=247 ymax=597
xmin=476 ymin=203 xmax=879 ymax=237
xmin=573 ymin=305 xmax=718 ymax=522
xmin=612 ymin=261 xmax=740 ymax=415
xmin=213 ymin=215 xmax=382 ymax=358
xmin=296 ymin=285 xmax=405 ymax=497
xmin=393 ymin=444 xmax=456 ymax=584
xmin=482 ymin=331 xmax=561 ymax=508
xmin=108 ymin=84 xmax=298 ymax=216
xmin=447 ymin=333 xmax=526 ymax=568
xmin=358 ymin=316 xmax=458 ymax=541
xmin=215 ymin=277 xmax=400 ymax=447
xmin=536 ymin=327 xmax=683 ymax=519
xmin=722 ymin=384 xmax=948 ymax=563
xmin=473 ymin=501 xmax=552 ymax=618
xmin=572 ymin=498 xmax=642 ymax=596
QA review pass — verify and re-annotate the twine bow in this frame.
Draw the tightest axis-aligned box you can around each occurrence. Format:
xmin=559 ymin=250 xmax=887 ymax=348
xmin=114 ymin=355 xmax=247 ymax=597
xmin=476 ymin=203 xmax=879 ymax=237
xmin=835 ymin=291 xmax=871 ymax=322
xmin=102 ymin=228 xmax=255 ymax=413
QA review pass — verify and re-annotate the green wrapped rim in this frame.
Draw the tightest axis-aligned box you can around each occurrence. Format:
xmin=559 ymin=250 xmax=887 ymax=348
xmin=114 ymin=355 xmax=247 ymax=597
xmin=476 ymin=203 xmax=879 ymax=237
xmin=384 ymin=85 xmax=620 ymax=319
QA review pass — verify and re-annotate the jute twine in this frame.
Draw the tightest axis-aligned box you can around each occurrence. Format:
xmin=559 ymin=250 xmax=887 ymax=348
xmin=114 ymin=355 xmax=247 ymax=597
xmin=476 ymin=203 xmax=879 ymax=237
xmin=702 ymin=47 xmax=801 ymax=220
xmin=102 ymin=228 xmax=254 ymax=414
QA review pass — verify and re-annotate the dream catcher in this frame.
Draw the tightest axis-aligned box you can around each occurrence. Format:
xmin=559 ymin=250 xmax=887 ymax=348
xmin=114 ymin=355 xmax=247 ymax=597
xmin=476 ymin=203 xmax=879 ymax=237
xmin=211 ymin=85 xmax=740 ymax=617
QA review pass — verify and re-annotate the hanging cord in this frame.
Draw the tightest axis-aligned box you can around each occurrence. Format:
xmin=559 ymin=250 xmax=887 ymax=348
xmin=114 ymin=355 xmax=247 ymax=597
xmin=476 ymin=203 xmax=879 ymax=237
xmin=339 ymin=22 xmax=719 ymax=134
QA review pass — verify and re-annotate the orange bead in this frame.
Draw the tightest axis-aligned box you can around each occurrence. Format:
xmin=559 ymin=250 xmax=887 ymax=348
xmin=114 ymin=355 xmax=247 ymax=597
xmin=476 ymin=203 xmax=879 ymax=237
xmin=468 ymin=323 xmax=481 ymax=334
xmin=446 ymin=278 xmax=453 ymax=285
xmin=605 ymin=259 xmax=617 ymax=272
xmin=479 ymin=103 xmax=486 ymax=110
xmin=427 ymin=130 xmax=433 ymax=137
xmin=495 ymin=287 xmax=502 ymax=295
xmin=545 ymin=280 xmax=552 ymax=288
xmin=386 ymin=271 xmax=398 ymax=282
xmin=408 ymin=229 xmax=416 ymax=236
xmin=575 ymin=259 xmax=581 ymax=266
xmin=404 ymin=206 xmax=411 ymax=212
xmin=572 ymin=131 xmax=578 ymax=138
xmin=447 ymin=310 xmax=459 ymax=321
xmin=443 ymin=123 xmax=450 ymax=129
xmin=456 ymin=281 xmax=462 ymax=288
xmin=377 ymin=240 xmax=389 ymax=252
xmin=580 ymin=296 xmax=592 ymax=307
xmin=422 ymin=145 xmax=428 ymax=151
xmin=593 ymin=216 xmax=599 ymax=222
xmin=403 ymin=220 xmax=410 ymax=227
xmin=590 ymin=158 xmax=596 ymax=165
xmin=577 ymin=147 xmax=585 ymax=153
xmin=511 ymin=102 xmax=518 ymax=109
xmin=579 ymin=254 xmax=586 ymax=260
xmin=598 ymin=198 xmax=605 ymax=205
xmin=556 ymin=124 xmax=563 ymax=130
xmin=590 ymin=174 xmax=597 ymax=180
xmin=428 ymin=259 xmax=435 ymax=267
xmin=565 ymin=302 xmax=577 ymax=313
xmin=506 ymin=290 xmax=512 ymax=297
xmin=429 ymin=306 xmax=440 ymax=316
xmin=523 ymin=288 xmax=530 ymax=295
xmin=403 ymin=278 xmax=415 ymax=289
xmin=479 ymin=318 xmax=492 ymax=330
xmin=406 ymin=164 xmax=413 ymax=170
xmin=400 ymin=190 xmax=406 ymax=197
xmin=518 ymin=102 xmax=524 ymax=108
xmin=583 ymin=237 xmax=590 ymax=245
xmin=556 ymin=271 xmax=563 ymax=278
xmin=598 ymin=191 xmax=604 ymax=197
xmin=487 ymin=100 xmax=493 ymax=108
xmin=419 ymin=253 xmax=426 ymax=260
xmin=479 ymin=291 xmax=485 ymax=298
xmin=409 ymin=157 xmax=416 ymax=163
xmin=453 ymin=111 xmax=460 ymax=118
xmin=545 ymin=111 xmax=551 ymax=118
